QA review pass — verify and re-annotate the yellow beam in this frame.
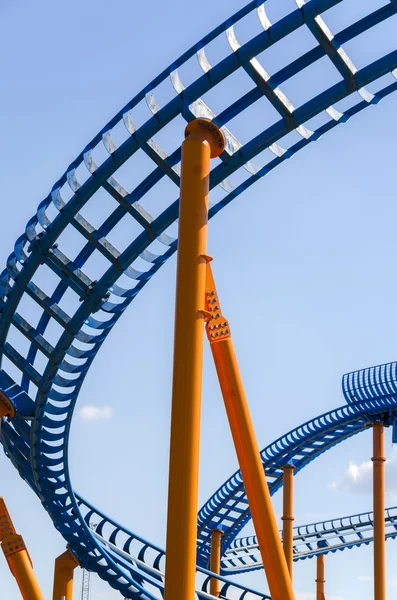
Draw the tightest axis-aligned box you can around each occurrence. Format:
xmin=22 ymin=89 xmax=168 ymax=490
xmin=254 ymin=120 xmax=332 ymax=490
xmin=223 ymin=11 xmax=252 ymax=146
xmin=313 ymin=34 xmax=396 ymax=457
xmin=282 ymin=464 xmax=295 ymax=578
xmin=372 ymin=422 xmax=386 ymax=600
xmin=210 ymin=528 xmax=224 ymax=597
xmin=163 ymin=119 xmax=225 ymax=600
xmin=0 ymin=497 xmax=44 ymax=600
xmin=52 ymin=547 xmax=80 ymax=600
xmin=316 ymin=554 xmax=325 ymax=600
xmin=204 ymin=263 xmax=295 ymax=600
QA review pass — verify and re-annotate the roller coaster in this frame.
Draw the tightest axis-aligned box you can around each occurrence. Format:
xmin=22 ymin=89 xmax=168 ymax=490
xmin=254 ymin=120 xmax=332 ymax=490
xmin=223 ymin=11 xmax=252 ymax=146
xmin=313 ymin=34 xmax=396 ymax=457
xmin=0 ymin=0 xmax=397 ymax=599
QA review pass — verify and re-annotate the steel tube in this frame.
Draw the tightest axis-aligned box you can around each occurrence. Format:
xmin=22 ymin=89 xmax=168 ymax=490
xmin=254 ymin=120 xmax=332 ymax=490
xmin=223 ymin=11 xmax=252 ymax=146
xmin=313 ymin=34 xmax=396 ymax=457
xmin=163 ymin=119 xmax=225 ymax=600
xmin=372 ymin=423 xmax=386 ymax=600
xmin=282 ymin=464 xmax=295 ymax=578
xmin=210 ymin=336 xmax=295 ymax=600
xmin=316 ymin=554 xmax=325 ymax=600
xmin=210 ymin=529 xmax=224 ymax=597
xmin=6 ymin=550 xmax=44 ymax=600
xmin=52 ymin=549 xmax=79 ymax=600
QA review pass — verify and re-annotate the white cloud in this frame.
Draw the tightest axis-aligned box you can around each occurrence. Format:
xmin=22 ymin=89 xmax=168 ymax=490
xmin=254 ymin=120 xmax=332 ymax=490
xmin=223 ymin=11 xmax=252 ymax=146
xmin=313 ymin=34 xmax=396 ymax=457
xmin=329 ymin=448 xmax=397 ymax=498
xmin=78 ymin=404 xmax=113 ymax=421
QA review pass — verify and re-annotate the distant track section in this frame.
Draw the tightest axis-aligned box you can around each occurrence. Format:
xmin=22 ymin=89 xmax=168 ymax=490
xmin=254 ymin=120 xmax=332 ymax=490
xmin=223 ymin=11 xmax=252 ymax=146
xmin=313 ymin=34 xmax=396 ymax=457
xmin=222 ymin=506 xmax=397 ymax=574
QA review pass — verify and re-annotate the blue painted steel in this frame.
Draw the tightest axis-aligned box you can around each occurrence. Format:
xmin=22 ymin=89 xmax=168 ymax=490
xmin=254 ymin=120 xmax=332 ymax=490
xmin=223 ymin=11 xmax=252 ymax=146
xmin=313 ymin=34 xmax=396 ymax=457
xmin=195 ymin=390 xmax=395 ymax=566
xmin=221 ymin=506 xmax=397 ymax=574
xmin=0 ymin=0 xmax=396 ymax=597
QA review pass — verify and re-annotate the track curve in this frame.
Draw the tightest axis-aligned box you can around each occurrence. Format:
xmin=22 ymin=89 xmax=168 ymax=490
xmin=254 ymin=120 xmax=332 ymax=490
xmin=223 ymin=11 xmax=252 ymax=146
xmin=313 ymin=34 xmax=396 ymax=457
xmin=1 ymin=0 xmax=397 ymax=597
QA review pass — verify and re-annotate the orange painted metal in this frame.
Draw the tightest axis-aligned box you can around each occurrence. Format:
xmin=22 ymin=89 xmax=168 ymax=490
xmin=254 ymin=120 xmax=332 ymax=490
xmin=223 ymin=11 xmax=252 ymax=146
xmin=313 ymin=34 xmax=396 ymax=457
xmin=204 ymin=263 xmax=295 ymax=600
xmin=0 ymin=497 xmax=44 ymax=600
xmin=52 ymin=547 xmax=80 ymax=600
xmin=0 ymin=391 xmax=15 ymax=418
xmin=210 ymin=528 xmax=224 ymax=597
xmin=163 ymin=119 xmax=225 ymax=600
xmin=316 ymin=554 xmax=325 ymax=600
xmin=282 ymin=464 xmax=295 ymax=578
xmin=372 ymin=423 xmax=386 ymax=600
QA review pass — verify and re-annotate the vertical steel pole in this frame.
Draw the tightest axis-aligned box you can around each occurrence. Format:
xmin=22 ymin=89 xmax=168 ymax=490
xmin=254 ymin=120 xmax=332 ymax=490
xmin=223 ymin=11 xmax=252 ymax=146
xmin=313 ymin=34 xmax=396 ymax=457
xmin=282 ymin=464 xmax=295 ymax=578
xmin=210 ymin=528 xmax=224 ymax=597
xmin=316 ymin=554 xmax=325 ymax=600
xmin=205 ymin=264 xmax=295 ymax=600
xmin=164 ymin=119 xmax=225 ymax=600
xmin=372 ymin=422 xmax=386 ymax=600
xmin=52 ymin=548 xmax=79 ymax=600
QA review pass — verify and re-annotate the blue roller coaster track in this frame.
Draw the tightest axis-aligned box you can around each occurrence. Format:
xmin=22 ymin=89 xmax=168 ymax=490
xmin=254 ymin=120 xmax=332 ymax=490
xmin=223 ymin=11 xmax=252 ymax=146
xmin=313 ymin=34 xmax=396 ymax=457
xmin=0 ymin=0 xmax=397 ymax=597
xmin=222 ymin=505 xmax=397 ymax=574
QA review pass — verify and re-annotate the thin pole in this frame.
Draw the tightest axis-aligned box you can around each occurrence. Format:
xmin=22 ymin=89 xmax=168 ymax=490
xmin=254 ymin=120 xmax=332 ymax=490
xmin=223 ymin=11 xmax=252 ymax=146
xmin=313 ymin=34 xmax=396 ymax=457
xmin=372 ymin=422 xmax=386 ymax=600
xmin=282 ymin=464 xmax=295 ymax=578
xmin=163 ymin=119 xmax=225 ymax=600
xmin=205 ymin=263 xmax=295 ymax=600
xmin=210 ymin=528 xmax=224 ymax=597
xmin=316 ymin=554 xmax=325 ymax=600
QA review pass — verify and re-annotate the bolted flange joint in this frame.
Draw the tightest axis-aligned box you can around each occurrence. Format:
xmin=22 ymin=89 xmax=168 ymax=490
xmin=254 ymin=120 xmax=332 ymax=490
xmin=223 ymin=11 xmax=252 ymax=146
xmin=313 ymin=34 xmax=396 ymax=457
xmin=185 ymin=119 xmax=226 ymax=158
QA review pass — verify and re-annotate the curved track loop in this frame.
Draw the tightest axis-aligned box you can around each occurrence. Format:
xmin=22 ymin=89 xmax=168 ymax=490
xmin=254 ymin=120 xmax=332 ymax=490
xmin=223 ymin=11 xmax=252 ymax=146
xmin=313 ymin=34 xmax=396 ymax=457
xmin=223 ymin=506 xmax=397 ymax=574
xmin=0 ymin=0 xmax=397 ymax=597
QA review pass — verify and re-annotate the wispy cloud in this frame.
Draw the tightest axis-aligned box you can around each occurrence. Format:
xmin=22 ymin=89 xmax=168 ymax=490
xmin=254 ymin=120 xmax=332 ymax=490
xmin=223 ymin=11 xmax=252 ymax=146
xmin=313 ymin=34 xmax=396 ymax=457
xmin=329 ymin=448 xmax=397 ymax=499
xmin=78 ymin=404 xmax=113 ymax=421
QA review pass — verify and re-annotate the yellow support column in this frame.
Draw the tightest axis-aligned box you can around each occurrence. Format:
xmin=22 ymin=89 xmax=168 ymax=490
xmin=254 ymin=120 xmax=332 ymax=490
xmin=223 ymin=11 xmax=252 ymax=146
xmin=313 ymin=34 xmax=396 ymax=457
xmin=316 ymin=554 xmax=325 ymax=600
xmin=204 ymin=263 xmax=295 ymax=600
xmin=372 ymin=422 xmax=386 ymax=600
xmin=282 ymin=463 xmax=295 ymax=578
xmin=210 ymin=527 xmax=224 ymax=597
xmin=52 ymin=547 xmax=80 ymax=600
xmin=163 ymin=119 xmax=225 ymax=600
xmin=0 ymin=497 xmax=44 ymax=600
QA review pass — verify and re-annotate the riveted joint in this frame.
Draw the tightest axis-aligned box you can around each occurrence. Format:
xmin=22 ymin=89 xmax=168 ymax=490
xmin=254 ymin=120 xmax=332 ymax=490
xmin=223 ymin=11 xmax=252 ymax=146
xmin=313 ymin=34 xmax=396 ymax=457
xmin=204 ymin=264 xmax=231 ymax=343
xmin=27 ymin=232 xmax=45 ymax=254
xmin=27 ymin=233 xmax=53 ymax=265
xmin=79 ymin=281 xmax=111 ymax=313
xmin=2 ymin=533 xmax=27 ymax=557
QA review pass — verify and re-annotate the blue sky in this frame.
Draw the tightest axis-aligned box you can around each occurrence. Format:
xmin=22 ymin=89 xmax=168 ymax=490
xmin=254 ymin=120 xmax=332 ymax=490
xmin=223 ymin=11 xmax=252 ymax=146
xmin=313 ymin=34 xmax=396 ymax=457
xmin=1 ymin=0 xmax=397 ymax=598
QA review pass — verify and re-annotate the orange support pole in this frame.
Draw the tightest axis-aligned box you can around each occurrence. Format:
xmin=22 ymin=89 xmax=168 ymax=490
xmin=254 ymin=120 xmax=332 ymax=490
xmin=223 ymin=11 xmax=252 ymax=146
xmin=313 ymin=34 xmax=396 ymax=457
xmin=282 ymin=464 xmax=295 ymax=578
xmin=372 ymin=422 xmax=386 ymax=600
xmin=210 ymin=528 xmax=224 ymax=597
xmin=0 ymin=497 xmax=44 ymax=600
xmin=316 ymin=554 xmax=325 ymax=600
xmin=204 ymin=263 xmax=295 ymax=600
xmin=52 ymin=547 xmax=80 ymax=600
xmin=163 ymin=119 xmax=225 ymax=600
